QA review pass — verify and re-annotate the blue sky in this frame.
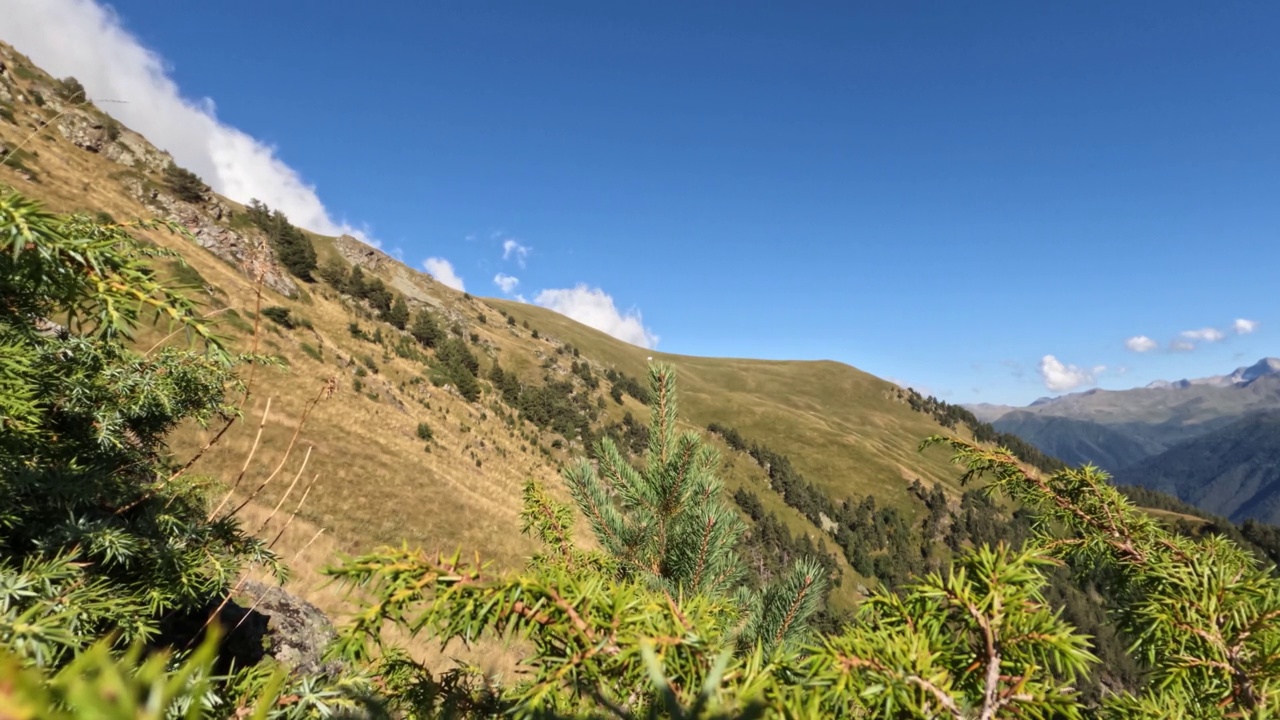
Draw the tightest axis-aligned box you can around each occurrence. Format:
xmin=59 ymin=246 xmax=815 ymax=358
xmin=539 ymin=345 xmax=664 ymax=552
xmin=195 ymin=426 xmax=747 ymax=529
xmin=5 ymin=1 xmax=1277 ymax=404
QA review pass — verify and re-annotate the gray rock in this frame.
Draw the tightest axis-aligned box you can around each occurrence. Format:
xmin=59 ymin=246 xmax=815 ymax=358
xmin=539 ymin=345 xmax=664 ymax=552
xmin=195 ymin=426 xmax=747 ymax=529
xmin=104 ymin=127 xmax=172 ymax=172
xmin=333 ymin=233 xmax=389 ymax=271
xmin=228 ymin=578 xmax=343 ymax=676
xmin=122 ymin=178 xmax=299 ymax=298
xmin=55 ymin=110 xmax=109 ymax=152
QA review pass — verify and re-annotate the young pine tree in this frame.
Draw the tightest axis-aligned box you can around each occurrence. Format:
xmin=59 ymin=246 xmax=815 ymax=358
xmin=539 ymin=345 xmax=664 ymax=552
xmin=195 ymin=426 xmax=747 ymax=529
xmin=562 ymin=362 xmax=826 ymax=652
xmin=385 ymin=295 xmax=409 ymax=330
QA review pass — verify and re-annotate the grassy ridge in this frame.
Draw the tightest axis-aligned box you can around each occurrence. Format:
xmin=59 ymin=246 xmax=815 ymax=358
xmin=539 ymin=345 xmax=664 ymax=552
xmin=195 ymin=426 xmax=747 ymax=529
xmin=0 ymin=39 xmax=977 ymax=623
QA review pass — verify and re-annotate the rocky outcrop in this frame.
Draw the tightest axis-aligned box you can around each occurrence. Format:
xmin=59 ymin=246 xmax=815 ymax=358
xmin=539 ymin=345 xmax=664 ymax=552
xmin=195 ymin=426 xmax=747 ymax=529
xmin=103 ymin=127 xmax=173 ymax=172
xmin=55 ymin=109 xmax=110 ymax=152
xmin=222 ymin=579 xmax=343 ymax=676
xmin=334 ymin=233 xmax=390 ymax=271
xmin=122 ymin=176 xmax=298 ymax=298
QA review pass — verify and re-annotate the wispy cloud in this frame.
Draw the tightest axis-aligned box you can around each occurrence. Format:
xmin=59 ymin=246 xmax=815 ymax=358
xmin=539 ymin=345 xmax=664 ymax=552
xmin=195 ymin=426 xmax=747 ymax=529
xmin=1234 ymin=318 xmax=1260 ymax=335
xmin=1038 ymin=355 xmax=1103 ymax=393
xmin=534 ymin=285 xmax=658 ymax=349
xmin=0 ymin=0 xmax=375 ymax=243
xmin=1124 ymin=335 xmax=1158 ymax=353
xmin=493 ymin=273 xmax=519 ymax=294
xmin=1180 ymin=327 xmax=1226 ymax=343
xmin=423 ymin=257 xmax=465 ymax=291
xmin=501 ymin=238 xmax=531 ymax=267
xmin=1169 ymin=339 xmax=1196 ymax=352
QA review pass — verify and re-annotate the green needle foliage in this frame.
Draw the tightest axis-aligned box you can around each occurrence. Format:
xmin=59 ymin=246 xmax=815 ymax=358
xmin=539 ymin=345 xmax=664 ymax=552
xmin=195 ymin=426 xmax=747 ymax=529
xmin=923 ymin=437 xmax=1280 ymax=717
xmin=0 ymin=189 xmax=277 ymax=669
xmin=562 ymin=363 xmax=826 ymax=653
xmin=5 ymin=187 xmax=1280 ymax=717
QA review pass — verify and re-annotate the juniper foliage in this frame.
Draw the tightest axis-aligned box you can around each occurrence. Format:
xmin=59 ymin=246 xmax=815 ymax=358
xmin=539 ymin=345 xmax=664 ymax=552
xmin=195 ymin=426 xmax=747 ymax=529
xmin=0 ymin=191 xmax=277 ymax=668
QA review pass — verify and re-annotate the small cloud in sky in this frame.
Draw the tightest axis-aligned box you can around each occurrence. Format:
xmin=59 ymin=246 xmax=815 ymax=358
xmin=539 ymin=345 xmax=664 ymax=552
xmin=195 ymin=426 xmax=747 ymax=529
xmin=0 ymin=0 xmax=376 ymax=244
xmin=1169 ymin=339 xmax=1196 ymax=352
xmin=534 ymin=284 xmax=658 ymax=349
xmin=493 ymin=273 xmax=519 ymax=294
xmin=1001 ymin=360 xmax=1026 ymax=380
xmin=423 ymin=257 xmax=465 ymax=291
xmin=1124 ymin=335 xmax=1158 ymax=353
xmin=1180 ymin=327 xmax=1226 ymax=343
xmin=502 ymin=238 xmax=531 ymax=267
xmin=1038 ymin=355 xmax=1102 ymax=393
xmin=1234 ymin=318 xmax=1259 ymax=335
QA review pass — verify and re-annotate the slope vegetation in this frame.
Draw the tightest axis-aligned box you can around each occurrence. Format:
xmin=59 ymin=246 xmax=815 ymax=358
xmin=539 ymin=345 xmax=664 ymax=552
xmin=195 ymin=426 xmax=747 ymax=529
xmin=0 ymin=40 xmax=1000 ymax=618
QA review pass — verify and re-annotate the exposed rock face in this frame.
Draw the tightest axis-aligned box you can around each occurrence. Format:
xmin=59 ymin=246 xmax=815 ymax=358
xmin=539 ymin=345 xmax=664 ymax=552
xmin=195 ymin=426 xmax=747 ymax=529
xmin=103 ymin=127 xmax=173 ymax=172
xmin=55 ymin=110 xmax=110 ymax=152
xmin=122 ymin=176 xmax=298 ymax=298
xmin=223 ymin=579 xmax=343 ymax=676
xmin=334 ymin=233 xmax=389 ymax=271
xmin=163 ymin=195 xmax=300 ymax=299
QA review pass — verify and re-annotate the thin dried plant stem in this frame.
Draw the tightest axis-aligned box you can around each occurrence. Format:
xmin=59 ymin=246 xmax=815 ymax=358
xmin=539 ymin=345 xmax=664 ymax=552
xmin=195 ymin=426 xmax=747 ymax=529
xmin=222 ymin=378 xmax=329 ymax=521
xmin=161 ymin=262 xmax=268 ymax=487
xmin=268 ymin=476 xmax=318 ymax=550
xmin=0 ymin=93 xmax=109 ymax=167
xmin=225 ymin=527 xmax=327 ymax=638
xmin=207 ymin=398 xmax=272 ymax=521
xmin=289 ymin=528 xmax=326 ymax=566
xmin=250 ymin=446 xmax=313 ymax=534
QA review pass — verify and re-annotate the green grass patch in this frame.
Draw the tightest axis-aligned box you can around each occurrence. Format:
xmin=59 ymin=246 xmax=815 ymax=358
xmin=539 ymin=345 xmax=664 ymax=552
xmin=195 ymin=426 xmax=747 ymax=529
xmin=219 ymin=309 xmax=254 ymax=334
xmin=165 ymin=260 xmax=209 ymax=290
xmin=300 ymin=342 xmax=323 ymax=362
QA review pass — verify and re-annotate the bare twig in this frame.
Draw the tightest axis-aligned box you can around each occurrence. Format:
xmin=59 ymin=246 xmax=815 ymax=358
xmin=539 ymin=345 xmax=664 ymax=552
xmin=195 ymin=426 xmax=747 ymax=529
xmin=206 ymin=398 xmax=272 ymax=520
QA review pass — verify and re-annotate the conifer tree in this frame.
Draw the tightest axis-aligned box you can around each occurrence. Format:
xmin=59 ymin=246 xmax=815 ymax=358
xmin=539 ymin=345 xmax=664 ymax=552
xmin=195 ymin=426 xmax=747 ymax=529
xmin=0 ymin=191 xmax=278 ymax=669
xmin=410 ymin=308 xmax=442 ymax=348
xmin=317 ymin=257 xmax=349 ymax=290
xmin=385 ymin=295 xmax=409 ymax=330
xmin=563 ymin=362 xmax=826 ymax=652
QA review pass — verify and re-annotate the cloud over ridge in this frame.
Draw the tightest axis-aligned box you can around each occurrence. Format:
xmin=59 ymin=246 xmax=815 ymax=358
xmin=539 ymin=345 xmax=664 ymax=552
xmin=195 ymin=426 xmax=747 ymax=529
xmin=423 ymin=258 xmax=465 ymax=291
xmin=493 ymin=273 xmax=520 ymax=294
xmin=535 ymin=285 xmax=659 ymax=349
xmin=0 ymin=0 xmax=371 ymax=242
xmin=1038 ymin=355 xmax=1102 ymax=393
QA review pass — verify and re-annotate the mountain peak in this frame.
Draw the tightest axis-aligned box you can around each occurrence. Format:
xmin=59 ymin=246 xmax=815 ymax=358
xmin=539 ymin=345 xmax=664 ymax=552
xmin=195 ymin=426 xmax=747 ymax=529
xmin=1231 ymin=357 xmax=1280 ymax=385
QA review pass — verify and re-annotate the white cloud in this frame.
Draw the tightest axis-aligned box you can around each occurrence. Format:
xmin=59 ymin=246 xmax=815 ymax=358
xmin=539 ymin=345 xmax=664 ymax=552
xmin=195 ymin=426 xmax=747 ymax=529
xmin=1169 ymin=339 xmax=1196 ymax=352
xmin=0 ymin=0 xmax=373 ymax=243
xmin=423 ymin=257 xmax=465 ymax=291
xmin=502 ymin=238 xmax=531 ymax=267
xmin=1180 ymin=327 xmax=1226 ymax=343
xmin=1038 ymin=355 xmax=1101 ymax=393
xmin=534 ymin=285 xmax=658 ymax=349
xmin=493 ymin=273 xmax=520 ymax=294
xmin=1234 ymin=318 xmax=1260 ymax=335
xmin=1124 ymin=335 xmax=1158 ymax=353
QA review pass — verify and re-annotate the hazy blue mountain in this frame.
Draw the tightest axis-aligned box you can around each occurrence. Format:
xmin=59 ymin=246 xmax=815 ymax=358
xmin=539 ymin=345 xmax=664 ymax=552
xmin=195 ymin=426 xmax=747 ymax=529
xmin=965 ymin=359 xmax=1280 ymax=471
xmin=1114 ymin=411 xmax=1280 ymax=524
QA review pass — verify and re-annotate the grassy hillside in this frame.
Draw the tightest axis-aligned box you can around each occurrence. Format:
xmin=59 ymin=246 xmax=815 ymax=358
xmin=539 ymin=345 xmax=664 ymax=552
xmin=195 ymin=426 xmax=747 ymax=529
xmin=0 ymin=40 xmax=985 ymax=623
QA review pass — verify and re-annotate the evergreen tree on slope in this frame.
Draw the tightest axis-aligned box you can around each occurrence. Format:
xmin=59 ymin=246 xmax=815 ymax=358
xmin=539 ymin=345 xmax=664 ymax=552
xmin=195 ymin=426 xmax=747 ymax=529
xmin=562 ymin=362 xmax=826 ymax=652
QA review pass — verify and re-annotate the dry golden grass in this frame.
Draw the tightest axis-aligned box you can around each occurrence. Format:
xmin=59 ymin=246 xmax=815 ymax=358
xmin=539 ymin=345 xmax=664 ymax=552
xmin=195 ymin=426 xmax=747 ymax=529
xmin=1 ymin=43 xmax=996 ymax=621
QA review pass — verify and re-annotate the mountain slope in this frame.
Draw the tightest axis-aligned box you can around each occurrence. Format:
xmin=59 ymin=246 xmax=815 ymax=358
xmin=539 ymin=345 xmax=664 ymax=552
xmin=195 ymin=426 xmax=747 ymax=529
xmin=0 ymin=39 xmax=984 ymax=618
xmin=1114 ymin=411 xmax=1280 ymax=524
xmin=976 ymin=368 xmax=1280 ymax=471
xmin=991 ymin=411 xmax=1163 ymax=471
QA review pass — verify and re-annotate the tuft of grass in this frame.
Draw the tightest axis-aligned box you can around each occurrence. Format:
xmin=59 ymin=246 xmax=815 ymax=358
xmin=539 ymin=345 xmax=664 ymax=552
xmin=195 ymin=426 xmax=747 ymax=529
xmin=300 ymin=342 xmax=323 ymax=362
xmin=219 ymin=309 xmax=254 ymax=334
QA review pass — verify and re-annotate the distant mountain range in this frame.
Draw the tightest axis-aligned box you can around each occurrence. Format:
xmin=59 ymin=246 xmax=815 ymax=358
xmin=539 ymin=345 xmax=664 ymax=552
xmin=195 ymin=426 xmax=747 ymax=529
xmin=1114 ymin=411 xmax=1280 ymax=524
xmin=964 ymin=358 xmax=1280 ymax=522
